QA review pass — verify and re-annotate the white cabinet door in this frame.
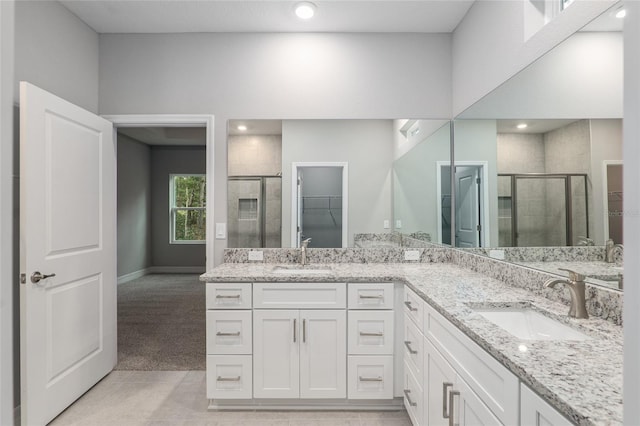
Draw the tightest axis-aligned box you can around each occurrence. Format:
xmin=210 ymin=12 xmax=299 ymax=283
xmin=455 ymin=377 xmax=503 ymax=426
xmin=253 ymin=310 xmax=299 ymax=398
xmin=521 ymin=384 xmax=573 ymax=426
xmin=300 ymin=310 xmax=346 ymax=398
xmin=424 ymin=337 xmax=457 ymax=426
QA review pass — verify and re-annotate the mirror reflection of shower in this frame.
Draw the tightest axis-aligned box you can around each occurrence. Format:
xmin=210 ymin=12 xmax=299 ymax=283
xmin=227 ymin=120 xmax=282 ymax=248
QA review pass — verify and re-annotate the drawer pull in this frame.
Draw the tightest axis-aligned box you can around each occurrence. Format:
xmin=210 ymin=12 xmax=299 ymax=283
xmin=303 ymin=318 xmax=307 ymax=343
xmin=359 ymin=294 xmax=384 ymax=299
xmin=216 ymin=376 xmax=241 ymax=382
xmin=216 ymin=331 xmax=241 ymax=337
xmin=449 ymin=390 xmax=460 ymax=426
xmin=443 ymin=382 xmax=453 ymax=418
xmin=360 ymin=331 xmax=384 ymax=337
xmin=293 ymin=318 xmax=297 ymax=343
xmin=404 ymin=389 xmax=417 ymax=407
xmin=216 ymin=294 xmax=241 ymax=299
xmin=359 ymin=376 xmax=383 ymax=382
xmin=404 ymin=340 xmax=418 ymax=354
xmin=404 ymin=301 xmax=418 ymax=312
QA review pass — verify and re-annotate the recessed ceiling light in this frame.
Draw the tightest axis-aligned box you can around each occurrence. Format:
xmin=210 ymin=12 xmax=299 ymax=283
xmin=237 ymin=125 xmax=247 ymax=131
xmin=616 ymin=9 xmax=626 ymax=19
xmin=295 ymin=2 xmax=316 ymax=20
xmin=516 ymin=123 xmax=528 ymax=129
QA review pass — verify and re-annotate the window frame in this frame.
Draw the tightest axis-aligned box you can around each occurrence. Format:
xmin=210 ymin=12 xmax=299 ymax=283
xmin=169 ymin=173 xmax=206 ymax=245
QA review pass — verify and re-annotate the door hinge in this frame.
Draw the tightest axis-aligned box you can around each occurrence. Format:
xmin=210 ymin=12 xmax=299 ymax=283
xmin=477 ymin=224 xmax=482 ymax=231
xmin=20 ymin=273 xmax=26 ymax=284
xmin=476 ymin=177 xmax=481 ymax=184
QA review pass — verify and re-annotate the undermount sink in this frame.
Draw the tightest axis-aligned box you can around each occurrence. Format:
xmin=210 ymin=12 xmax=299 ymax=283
xmin=271 ymin=265 xmax=333 ymax=275
xmin=473 ymin=306 xmax=590 ymax=341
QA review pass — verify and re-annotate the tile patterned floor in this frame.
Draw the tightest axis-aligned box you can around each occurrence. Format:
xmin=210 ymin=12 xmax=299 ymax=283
xmin=49 ymin=371 xmax=411 ymax=426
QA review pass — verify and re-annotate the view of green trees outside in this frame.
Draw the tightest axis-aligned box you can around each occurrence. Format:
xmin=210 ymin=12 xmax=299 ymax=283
xmin=173 ymin=175 xmax=206 ymax=241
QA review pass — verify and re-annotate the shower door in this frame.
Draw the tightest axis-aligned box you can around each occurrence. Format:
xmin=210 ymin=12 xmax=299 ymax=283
xmin=228 ymin=177 xmax=281 ymax=248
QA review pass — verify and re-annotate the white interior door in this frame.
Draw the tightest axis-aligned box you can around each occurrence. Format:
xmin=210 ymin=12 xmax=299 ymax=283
xmin=455 ymin=167 xmax=480 ymax=248
xmin=20 ymin=82 xmax=116 ymax=425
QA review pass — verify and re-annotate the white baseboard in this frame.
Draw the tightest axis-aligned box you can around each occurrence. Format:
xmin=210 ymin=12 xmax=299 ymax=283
xmin=148 ymin=266 xmax=206 ymax=274
xmin=117 ymin=268 xmax=151 ymax=285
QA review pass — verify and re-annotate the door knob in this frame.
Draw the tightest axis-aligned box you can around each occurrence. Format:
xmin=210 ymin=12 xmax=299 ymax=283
xmin=30 ymin=271 xmax=56 ymax=284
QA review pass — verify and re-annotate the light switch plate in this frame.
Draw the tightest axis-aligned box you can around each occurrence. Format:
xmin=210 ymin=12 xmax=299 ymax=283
xmin=404 ymin=250 xmax=420 ymax=261
xmin=215 ymin=223 xmax=226 ymax=239
xmin=248 ymin=251 xmax=264 ymax=261
xmin=395 ymin=219 xmax=402 ymax=229
xmin=383 ymin=220 xmax=390 ymax=229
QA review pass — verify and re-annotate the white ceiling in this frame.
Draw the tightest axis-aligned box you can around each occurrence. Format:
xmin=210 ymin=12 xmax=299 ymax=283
xmin=496 ymin=119 xmax=579 ymax=134
xmin=60 ymin=1 xmax=475 ymax=34
xmin=118 ymin=127 xmax=206 ymax=145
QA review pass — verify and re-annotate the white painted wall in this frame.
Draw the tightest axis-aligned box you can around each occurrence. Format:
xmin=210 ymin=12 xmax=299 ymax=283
xmin=0 ymin=2 xmax=14 ymax=423
xmin=117 ymin=134 xmax=152 ymax=278
xmin=281 ymin=120 xmax=393 ymax=247
xmin=393 ymin=122 xmax=450 ymax=242
xmin=623 ymin=4 xmax=640 ymax=417
xmin=452 ymin=0 xmax=616 ymax=116
xmin=458 ymin=31 xmax=623 ymax=119
xmin=14 ymin=0 xmax=99 ymax=112
xmin=98 ymin=32 xmax=451 ymax=263
xmin=393 ymin=119 xmax=450 ymax=161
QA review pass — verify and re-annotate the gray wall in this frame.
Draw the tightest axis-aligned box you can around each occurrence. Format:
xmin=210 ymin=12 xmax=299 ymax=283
xmin=14 ymin=0 xmax=99 ymax=112
xmin=281 ymin=120 xmax=393 ymax=247
xmin=228 ymin=135 xmax=282 ymax=177
xmin=98 ymin=32 xmax=451 ymax=263
xmin=117 ymin=134 xmax=152 ymax=277
xmin=150 ymin=146 xmax=206 ymax=268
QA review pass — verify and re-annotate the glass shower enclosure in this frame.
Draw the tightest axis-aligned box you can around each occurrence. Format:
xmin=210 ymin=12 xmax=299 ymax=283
xmin=498 ymin=173 xmax=589 ymax=247
xmin=227 ymin=176 xmax=282 ymax=248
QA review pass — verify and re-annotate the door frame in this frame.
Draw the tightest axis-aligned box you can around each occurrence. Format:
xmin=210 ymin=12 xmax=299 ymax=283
xmin=437 ymin=161 xmax=490 ymax=247
xmin=290 ymin=162 xmax=348 ymax=248
xmin=103 ymin=114 xmax=215 ymax=271
xmin=602 ymin=160 xmax=623 ymax=242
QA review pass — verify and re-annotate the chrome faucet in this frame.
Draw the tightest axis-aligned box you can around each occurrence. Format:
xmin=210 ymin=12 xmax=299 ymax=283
xmin=300 ymin=237 xmax=312 ymax=266
xmin=543 ymin=268 xmax=589 ymax=319
xmin=605 ymin=239 xmax=623 ymax=263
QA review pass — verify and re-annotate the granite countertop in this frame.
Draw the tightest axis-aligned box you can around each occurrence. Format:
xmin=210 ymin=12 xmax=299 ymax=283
xmin=519 ymin=260 xmax=624 ymax=290
xmin=200 ymin=263 xmax=623 ymax=425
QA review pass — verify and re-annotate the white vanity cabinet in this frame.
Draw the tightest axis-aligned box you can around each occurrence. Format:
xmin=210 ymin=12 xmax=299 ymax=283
xmin=403 ymin=285 xmax=519 ymax=426
xmin=252 ymin=282 xmax=347 ymax=399
xmin=347 ymin=283 xmax=395 ymax=400
xmin=521 ymin=384 xmax=573 ymax=426
xmin=206 ymin=283 xmax=253 ymax=399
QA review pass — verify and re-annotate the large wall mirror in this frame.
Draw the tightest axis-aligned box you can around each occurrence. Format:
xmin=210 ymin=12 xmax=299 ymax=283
xmin=226 ymin=119 xmax=451 ymax=249
xmin=453 ymin=1 xmax=624 ymax=291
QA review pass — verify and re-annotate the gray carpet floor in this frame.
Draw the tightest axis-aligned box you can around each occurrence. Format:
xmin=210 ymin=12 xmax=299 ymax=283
xmin=116 ymin=274 xmax=205 ymax=371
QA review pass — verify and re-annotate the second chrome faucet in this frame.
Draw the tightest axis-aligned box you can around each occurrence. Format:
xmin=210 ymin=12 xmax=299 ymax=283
xmin=544 ymin=268 xmax=589 ymax=319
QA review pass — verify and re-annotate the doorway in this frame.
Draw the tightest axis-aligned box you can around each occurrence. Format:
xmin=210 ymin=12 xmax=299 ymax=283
xmin=107 ymin=115 xmax=214 ymax=372
xmin=291 ymin=162 xmax=348 ymax=248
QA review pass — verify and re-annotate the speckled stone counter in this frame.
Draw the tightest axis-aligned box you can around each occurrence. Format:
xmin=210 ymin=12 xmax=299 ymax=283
xmin=201 ymin=262 xmax=623 ymax=425
xmin=520 ymin=261 xmax=624 ymax=290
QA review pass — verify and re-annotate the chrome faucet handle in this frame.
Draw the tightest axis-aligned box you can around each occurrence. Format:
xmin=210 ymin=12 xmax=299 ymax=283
xmin=558 ymin=268 xmax=585 ymax=282
xmin=301 ymin=237 xmax=312 ymax=247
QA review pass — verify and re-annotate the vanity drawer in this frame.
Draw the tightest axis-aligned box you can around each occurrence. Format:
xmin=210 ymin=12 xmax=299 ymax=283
xmin=206 ymin=310 xmax=252 ymax=355
xmin=207 ymin=355 xmax=252 ymax=399
xmin=348 ymin=356 xmax=394 ymax=400
xmin=423 ymin=302 xmax=519 ymax=426
xmin=253 ymin=282 xmax=346 ymax=309
xmin=403 ymin=360 xmax=424 ymax=426
xmin=348 ymin=311 xmax=394 ymax=355
xmin=403 ymin=287 xmax=424 ymax=330
xmin=403 ymin=314 xmax=424 ymax=383
xmin=206 ymin=283 xmax=252 ymax=309
xmin=348 ymin=283 xmax=394 ymax=309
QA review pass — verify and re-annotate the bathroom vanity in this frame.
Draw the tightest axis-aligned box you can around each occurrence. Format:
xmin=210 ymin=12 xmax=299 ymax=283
xmin=201 ymin=260 xmax=623 ymax=425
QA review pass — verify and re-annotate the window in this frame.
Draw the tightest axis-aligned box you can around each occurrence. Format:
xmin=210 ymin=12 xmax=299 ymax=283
xmin=170 ymin=174 xmax=206 ymax=244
